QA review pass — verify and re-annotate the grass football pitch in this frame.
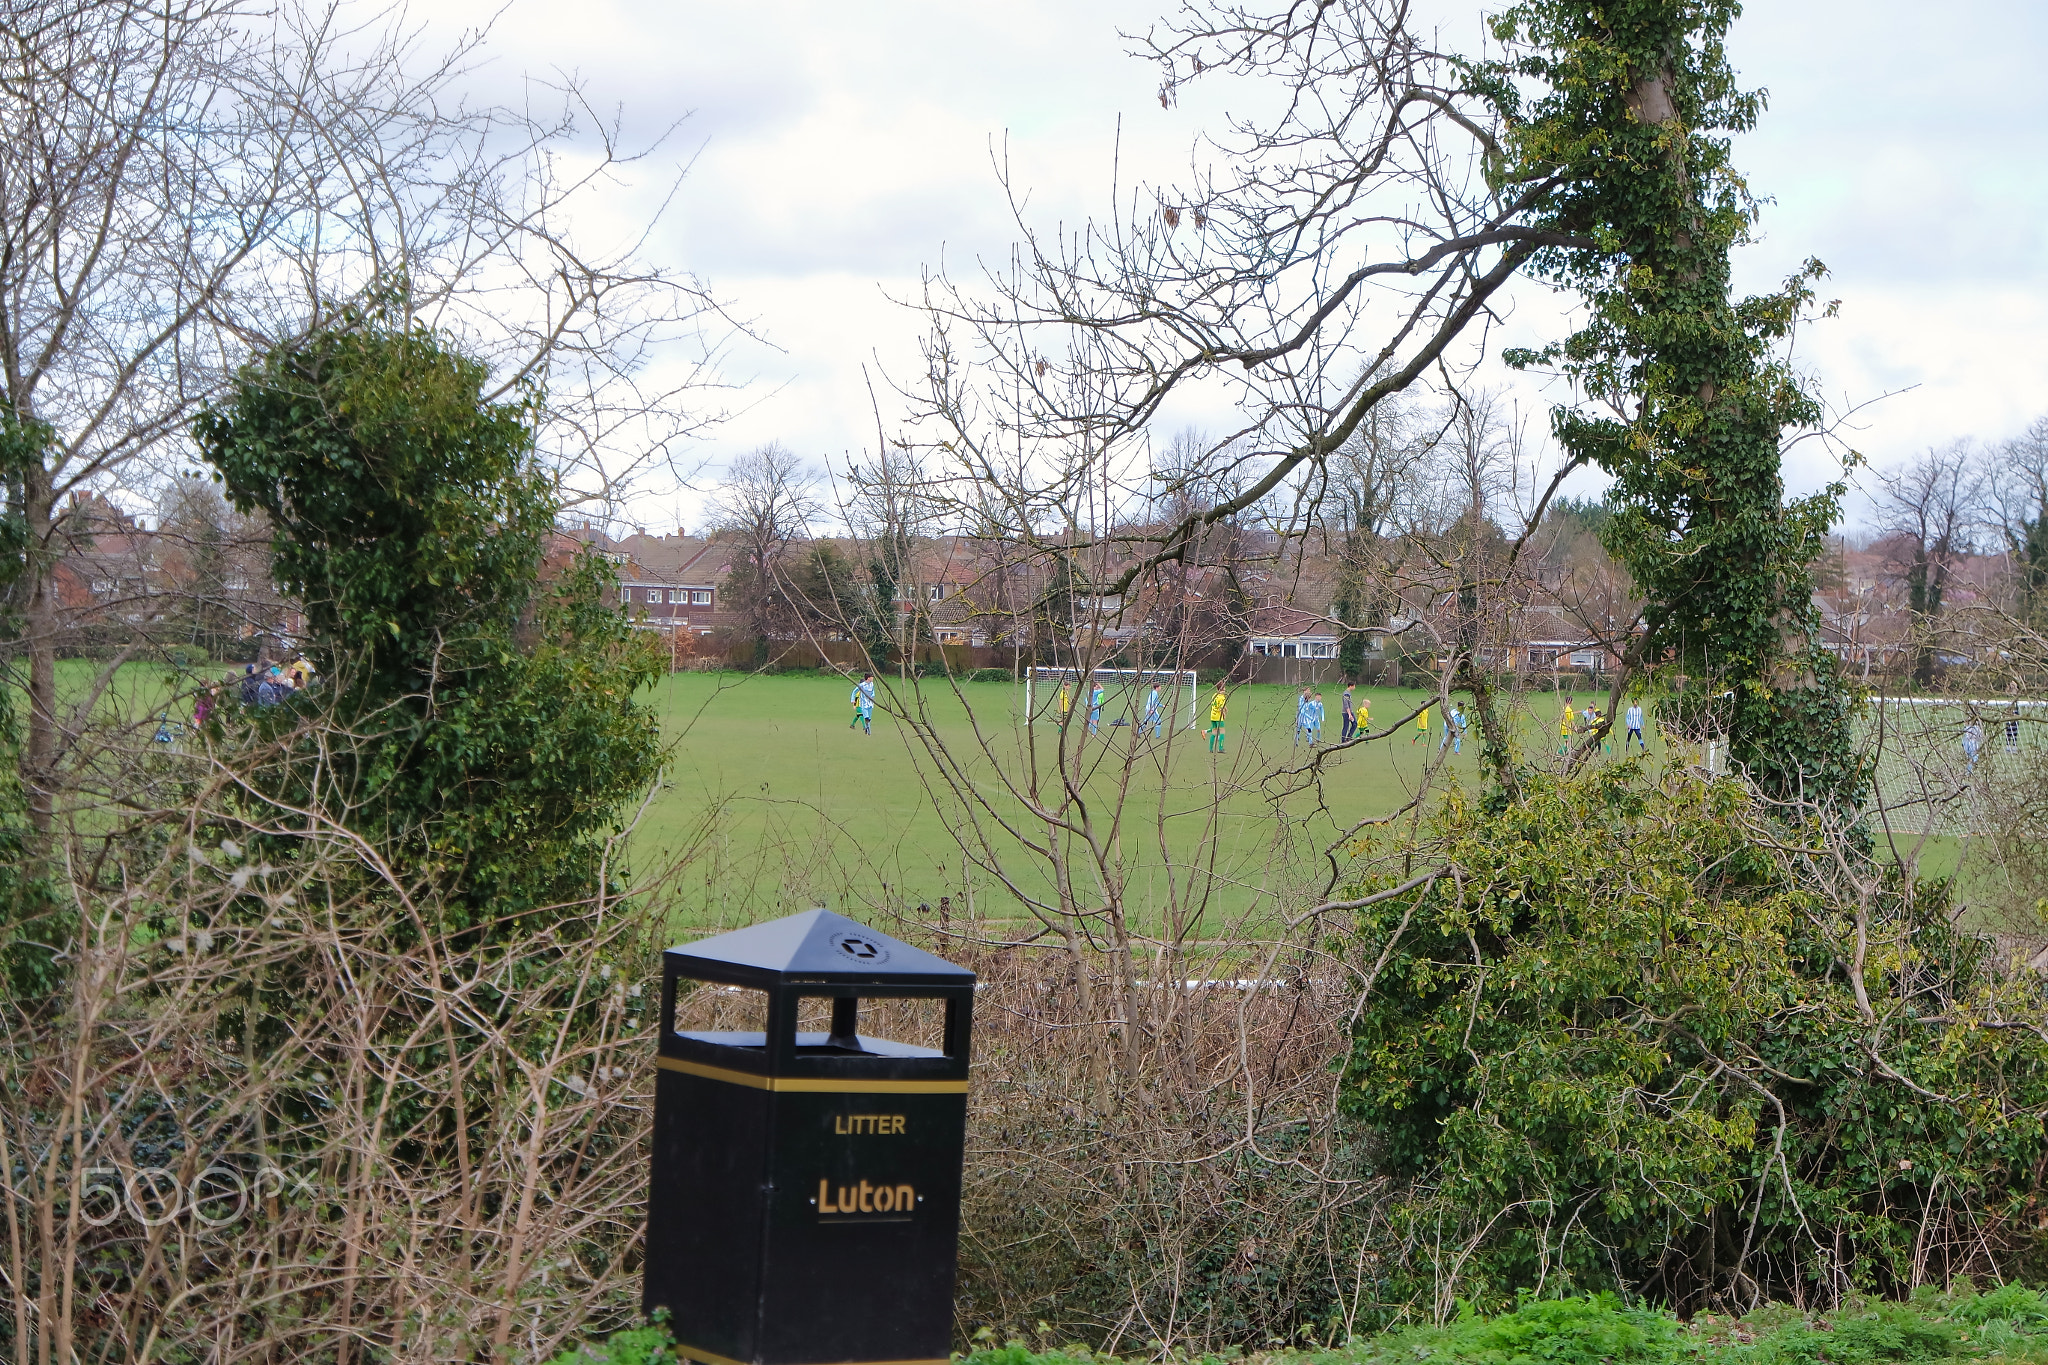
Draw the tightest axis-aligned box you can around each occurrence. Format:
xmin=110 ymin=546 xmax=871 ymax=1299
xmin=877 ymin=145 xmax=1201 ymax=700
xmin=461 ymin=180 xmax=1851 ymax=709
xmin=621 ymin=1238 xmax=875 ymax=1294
xmin=630 ymin=673 xmax=1658 ymax=933
xmin=25 ymin=661 xmax=2020 ymax=932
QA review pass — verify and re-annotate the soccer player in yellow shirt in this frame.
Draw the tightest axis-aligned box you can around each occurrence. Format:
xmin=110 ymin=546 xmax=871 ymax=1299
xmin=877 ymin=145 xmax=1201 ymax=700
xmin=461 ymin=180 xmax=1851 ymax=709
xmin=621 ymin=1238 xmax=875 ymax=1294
xmin=1207 ymin=686 xmax=1228 ymax=752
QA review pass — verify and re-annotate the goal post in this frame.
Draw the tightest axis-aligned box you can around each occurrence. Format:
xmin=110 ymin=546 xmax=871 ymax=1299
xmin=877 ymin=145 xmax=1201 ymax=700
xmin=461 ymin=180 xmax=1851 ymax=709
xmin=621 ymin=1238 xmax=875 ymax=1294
xmin=1024 ymin=667 xmax=1200 ymax=731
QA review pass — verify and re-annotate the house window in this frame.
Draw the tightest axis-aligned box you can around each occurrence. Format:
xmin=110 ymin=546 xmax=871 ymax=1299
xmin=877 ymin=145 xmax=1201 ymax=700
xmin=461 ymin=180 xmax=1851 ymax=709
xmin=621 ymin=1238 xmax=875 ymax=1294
xmin=1570 ymin=650 xmax=1599 ymax=667
xmin=1309 ymin=642 xmax=1333 ymax=658
xmin=1282 ymin=643 xmax=1298 ymax=659
xmin=928 ymin=584 xmax=944 ymax=601
xmin=691 ymin=589 xmax=712 ymax=605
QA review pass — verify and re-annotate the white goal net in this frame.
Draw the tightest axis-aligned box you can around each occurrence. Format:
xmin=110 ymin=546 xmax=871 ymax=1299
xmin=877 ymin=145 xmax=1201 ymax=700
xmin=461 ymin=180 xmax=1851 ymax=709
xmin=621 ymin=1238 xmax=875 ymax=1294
xmin=1025 ymin=667 xmax=1199 ymax=732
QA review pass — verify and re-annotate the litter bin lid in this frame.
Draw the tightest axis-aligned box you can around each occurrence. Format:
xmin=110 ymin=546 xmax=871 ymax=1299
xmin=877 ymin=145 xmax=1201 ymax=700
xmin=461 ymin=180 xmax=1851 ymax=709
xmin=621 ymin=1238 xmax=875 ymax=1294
xmin=665 ymin=908 xmax=974 ymax=989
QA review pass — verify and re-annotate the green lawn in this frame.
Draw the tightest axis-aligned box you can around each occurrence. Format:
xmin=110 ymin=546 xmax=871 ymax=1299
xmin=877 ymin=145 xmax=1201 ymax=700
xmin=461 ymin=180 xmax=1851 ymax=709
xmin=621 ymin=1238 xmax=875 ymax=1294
xmin=42 ymin=654 xmax=196 ymax=719
xmin=629 ymin=673 xmax=1673 ymax=933
xmin=617 ymin=675 xmax=2048 ymax=935
xmin=20 ymin=659 xmax=2038 ymax=938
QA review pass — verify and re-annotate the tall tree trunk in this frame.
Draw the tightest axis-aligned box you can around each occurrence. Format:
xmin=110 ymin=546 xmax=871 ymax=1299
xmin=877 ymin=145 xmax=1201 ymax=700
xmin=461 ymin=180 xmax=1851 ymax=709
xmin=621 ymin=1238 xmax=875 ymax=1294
xmin=21 ymin=468 xmax=56 ymax=840
xmin=1909 ymin=553 xmax=1937 ymax=688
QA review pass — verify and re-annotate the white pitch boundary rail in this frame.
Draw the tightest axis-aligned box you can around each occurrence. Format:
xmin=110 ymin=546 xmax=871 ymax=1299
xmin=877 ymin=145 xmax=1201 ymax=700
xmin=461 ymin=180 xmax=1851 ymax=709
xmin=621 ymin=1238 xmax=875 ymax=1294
xmin=1024 ymin=667 xmax=1200 ymax=731
xmin=1685 ymin=699 xmax=2048 ymax=776
xmin=1872 ymin=698 xmax=2048 ymax=707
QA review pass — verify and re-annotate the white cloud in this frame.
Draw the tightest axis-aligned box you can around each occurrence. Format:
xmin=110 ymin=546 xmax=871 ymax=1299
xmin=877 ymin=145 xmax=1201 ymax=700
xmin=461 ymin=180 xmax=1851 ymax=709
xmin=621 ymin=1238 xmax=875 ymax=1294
xmin=416 ymin=0 xmax=2048 ymax=532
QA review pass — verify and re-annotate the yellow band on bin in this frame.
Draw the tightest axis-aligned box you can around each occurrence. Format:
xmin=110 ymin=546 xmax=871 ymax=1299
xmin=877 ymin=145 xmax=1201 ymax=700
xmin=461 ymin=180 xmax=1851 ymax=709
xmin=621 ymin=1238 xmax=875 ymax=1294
xmin=656 ymin=1054 xmax=969 ymax=1095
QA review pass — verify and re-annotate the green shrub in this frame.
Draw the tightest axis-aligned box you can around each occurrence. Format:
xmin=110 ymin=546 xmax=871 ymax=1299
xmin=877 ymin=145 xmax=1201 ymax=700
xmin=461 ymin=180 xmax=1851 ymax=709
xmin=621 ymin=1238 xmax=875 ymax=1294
xmin=1377 ymin=1294 xmax=1676 ymax=1365
xmin=976 ymin=1288 xmax=2048 ymax=1365
xmin=540 ymin=1322 xmax=676 ymax=1365
xmin=197 ymin=308 xmax=666 ymax=938
xmin=1344 ymin=759 xmax=2048 ymax=1311
xmin=552 ymin=1284 xmax=2048 ymax=1365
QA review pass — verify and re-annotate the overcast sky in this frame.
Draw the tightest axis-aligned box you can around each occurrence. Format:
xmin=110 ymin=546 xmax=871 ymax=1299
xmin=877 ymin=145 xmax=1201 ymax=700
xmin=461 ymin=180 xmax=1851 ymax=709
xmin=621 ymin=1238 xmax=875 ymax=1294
xmin=431 ymin=0 xmax=2048 ymax=534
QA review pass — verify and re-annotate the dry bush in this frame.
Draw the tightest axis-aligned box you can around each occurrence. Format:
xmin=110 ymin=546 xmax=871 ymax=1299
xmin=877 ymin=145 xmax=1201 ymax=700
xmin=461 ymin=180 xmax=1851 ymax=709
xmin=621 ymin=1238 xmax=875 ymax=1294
xmin=932 ymin=934 xmax=1394 ymax=1352
xmin=1930 ymin=617 xmax=2048 ymax=953
xmin=0 ymin=712 xmax=677 ymax=1364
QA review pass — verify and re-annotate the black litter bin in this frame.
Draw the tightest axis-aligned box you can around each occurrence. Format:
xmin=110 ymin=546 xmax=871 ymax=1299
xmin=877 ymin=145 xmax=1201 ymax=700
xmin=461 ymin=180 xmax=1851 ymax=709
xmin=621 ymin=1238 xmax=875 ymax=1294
xmin=646 ymin=908 xmax=976 ymax=1365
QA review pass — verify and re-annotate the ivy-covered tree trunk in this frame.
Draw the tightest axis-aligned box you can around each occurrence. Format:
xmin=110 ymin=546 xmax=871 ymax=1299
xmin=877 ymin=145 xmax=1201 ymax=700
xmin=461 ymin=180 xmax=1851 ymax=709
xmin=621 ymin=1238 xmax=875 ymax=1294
xmin=1334 ymin=527 xmax=1379 ymax=683
xmin=864 ymin=558 xmax=899 ymax=669
xmin=0 ymin=406 xmax=61 ymax=996
xmin=2019 ymin=509 xmax=2048 ymax=626
xmin=1494 ymin=0 xmax=1859 ymax=808
xmin=1907 ymin=550 xmax=1947 ymax=689
xmin=1334 ymin=584 xmax=1367 ymax=682
xmin=195 ymin=305 xmax=665 ymax=935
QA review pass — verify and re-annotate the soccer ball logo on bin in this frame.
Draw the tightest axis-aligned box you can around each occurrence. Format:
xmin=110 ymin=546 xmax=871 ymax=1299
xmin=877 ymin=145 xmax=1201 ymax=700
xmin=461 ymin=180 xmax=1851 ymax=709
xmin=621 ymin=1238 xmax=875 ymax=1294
xmin=829 ymin=932 xmax=890 ymax=964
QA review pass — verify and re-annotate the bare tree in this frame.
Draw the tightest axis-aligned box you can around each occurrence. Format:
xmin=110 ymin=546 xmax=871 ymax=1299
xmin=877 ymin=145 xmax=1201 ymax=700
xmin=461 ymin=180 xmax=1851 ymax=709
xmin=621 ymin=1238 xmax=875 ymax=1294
xmin=709 ymin=444 xmax=818 ymax=663
xmin=0 ymin=0 xmax=732 ymax=835
xmin=1438 ymin=388 xmax=1515 ymax=536
xmin=841 ymin=442 xmax=940 ymax=669
xmin=1874 ymin=443 xmax=1982 ymax=687
xmin=1321 ymin=387 xmax=1435 ymax=680
xmin=890 ymin=2 xmax=1596 ymax=616
xmin=794 ymin=0 xmax=1579 ymax=1148
xmin=151 ymin=476 xmax=274 ymax=658
xmin=1986 ymin=415 xmax=2048 ymax=619
xmin=1142 ymin=429 xmax=1263 ymax=672
xmin=1522 ymin=496 xmax=1639 ymax=670
xmin=1433 ymin=387 xmax=1514 ymax=667
xmin=1328 ymin=392 xmax=1435 ymax=543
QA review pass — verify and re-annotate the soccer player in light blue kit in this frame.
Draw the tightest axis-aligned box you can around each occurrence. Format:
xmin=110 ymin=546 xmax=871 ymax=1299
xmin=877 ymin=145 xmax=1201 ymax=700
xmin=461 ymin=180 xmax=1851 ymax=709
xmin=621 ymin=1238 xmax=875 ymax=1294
xmin=1144 ymin=684 xmax=1164 ymax=739
xmin=850 ymin=672 xmax=875 ymax=735
xmin=1088 ymin=681 xmax=1105 ymax=734
xmin=1293 ymin=688 xmax=1311 ymax=745
xmin=1624 ymin=700 xmax=1647 ymax=754
xmin=1308 ymin=690 xmax=1325 ymax=744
